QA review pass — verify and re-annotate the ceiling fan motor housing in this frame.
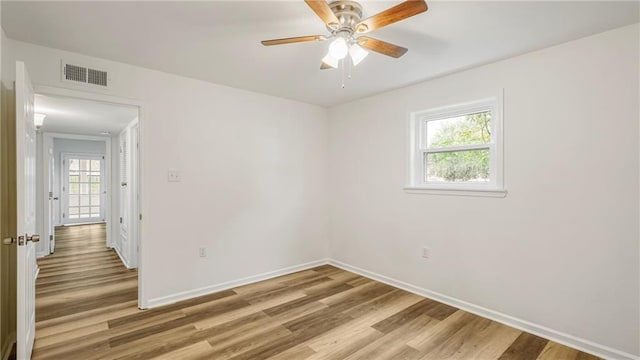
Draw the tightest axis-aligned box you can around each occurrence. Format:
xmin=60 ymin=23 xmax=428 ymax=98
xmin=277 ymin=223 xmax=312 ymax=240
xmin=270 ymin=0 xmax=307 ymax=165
xmin=328 ymin=1 xmax=364 ymax=34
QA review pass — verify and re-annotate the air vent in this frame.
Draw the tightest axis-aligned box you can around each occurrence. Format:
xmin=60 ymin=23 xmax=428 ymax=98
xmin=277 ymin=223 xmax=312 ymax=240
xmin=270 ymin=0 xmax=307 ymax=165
xmin=88 ymin=68 xmax=108 ymax=87
xmin=64 ymin=64 xmax=87 ymax=83
xmin=61 ymin=61 xmax=110 ymax=88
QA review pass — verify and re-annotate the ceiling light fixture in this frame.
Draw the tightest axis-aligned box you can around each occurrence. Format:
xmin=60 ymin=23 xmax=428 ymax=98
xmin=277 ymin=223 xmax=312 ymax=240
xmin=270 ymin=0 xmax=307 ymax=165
xmin=328 ymin=37 xmax=349 ymax=60
xmin=261 ymin=0 xmax=427 ymax=81
xmin=34 ymin=113 xmax=46 ymax=130
xmin=349 ymin=43 xmax=369 ymax=66
xmin=322 ymin=53 xmax=339 ymax=69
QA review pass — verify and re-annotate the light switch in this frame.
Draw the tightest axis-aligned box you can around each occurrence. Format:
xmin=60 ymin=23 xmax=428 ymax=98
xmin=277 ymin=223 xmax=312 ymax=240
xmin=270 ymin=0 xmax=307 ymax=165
xmin=168 ymin=170 xmax=181 ymax=182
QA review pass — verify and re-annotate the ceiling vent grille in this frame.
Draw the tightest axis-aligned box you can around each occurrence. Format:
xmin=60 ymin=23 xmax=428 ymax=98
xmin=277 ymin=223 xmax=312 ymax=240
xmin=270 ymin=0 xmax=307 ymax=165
xmin=62 ymin=61 xmax=110 ymax=88
xmin=64 ymin=64 xmax=87 ymax=83
xmin=88 ymin=68 xmax=108 ymax=87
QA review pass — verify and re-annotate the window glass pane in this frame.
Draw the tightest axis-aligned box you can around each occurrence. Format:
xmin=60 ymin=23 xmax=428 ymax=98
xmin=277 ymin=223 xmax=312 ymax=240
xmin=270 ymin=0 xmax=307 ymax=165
xmin=69 ymin=159 xmax=79 ymax=171
xmin=80 ymin=206 xmax=90 ymax=214
xmin=91 ymin=160 xmax=101 ymax=171
xmin=80 ymin=172 xmax=89 ymax=182
xmin=90 ymin=195 xmax=100 ymax=206
xmin=69 ymin=183 xmax=79 ymax=194
xmin=91 ymin=183 xmax=101 ymax=194
xmin=79 ymin=160 xmax=90 ymax=170
xmin=90 ymin=175 xmax=100 ymax=183
xmin=427 ymin=111 xmax=491 ymax=149
xmin=69 ymin=214 xmax=79 ymax=219
xmin=90 ymin=207 xmax=100 ymax=216
xmin=80 ymin=214 xmax=90 ymax=218
xmin=68 ymin=207 xmax=79 ymax=215
xmin=425 ymin=149 xmax=490 ymax=183
xmin=79 ymin=195 xmax=90 ymax=206
xmin=80 ymin=183 xmax=89 ymax=195
xmin=69 ymin=195 xmax=79 ymax=206
xmin=69 ymin=175 xmax=79 ymax=183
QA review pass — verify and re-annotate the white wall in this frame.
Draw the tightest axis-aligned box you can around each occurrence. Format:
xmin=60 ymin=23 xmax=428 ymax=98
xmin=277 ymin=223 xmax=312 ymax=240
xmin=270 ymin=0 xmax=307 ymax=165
xmin=2 ymin=36 xmax=330 ymax=305
xmin=328 ymin=24 xmax=639 ymax=357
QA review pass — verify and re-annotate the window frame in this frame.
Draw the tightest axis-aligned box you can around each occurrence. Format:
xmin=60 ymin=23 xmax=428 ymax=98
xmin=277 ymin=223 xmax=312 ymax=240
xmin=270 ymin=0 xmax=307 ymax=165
xmin=406 ymin=92 xmax=506 ymax=197
xmin=62 ymin=153 xmax=106 ymax=224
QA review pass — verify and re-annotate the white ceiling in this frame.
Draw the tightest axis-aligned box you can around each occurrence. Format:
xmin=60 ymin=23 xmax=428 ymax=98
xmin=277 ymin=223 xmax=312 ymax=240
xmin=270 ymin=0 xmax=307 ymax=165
xmin=3 ymin=1 xmax=639 ymax=107
xmin=35 ymin=94 xmax=138 ymax=135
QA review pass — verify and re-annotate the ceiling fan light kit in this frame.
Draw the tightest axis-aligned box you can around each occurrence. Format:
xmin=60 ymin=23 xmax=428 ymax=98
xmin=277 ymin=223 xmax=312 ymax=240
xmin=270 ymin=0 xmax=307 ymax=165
xmin=262 ymin=0 xmax=428 ymax=74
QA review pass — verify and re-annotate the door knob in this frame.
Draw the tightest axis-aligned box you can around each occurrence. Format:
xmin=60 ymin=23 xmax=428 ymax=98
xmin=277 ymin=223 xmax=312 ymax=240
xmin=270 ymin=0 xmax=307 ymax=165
xmin=53 ymin=197 xmax=59 ymax=200
xmin=2 ymin=238 xmax=15 ymax=245
xmin=17 ymin=234 xmax=40 ymax=246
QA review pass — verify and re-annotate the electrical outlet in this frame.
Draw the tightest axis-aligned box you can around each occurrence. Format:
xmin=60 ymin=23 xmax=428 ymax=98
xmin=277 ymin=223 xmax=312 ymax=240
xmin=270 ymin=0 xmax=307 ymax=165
xmin=198 ymin=247 xmax=206 ymax=257
xmin=421 ymin=247 xmax=430 ymax=259
xmin=168 ymin=170 xmax=181 ymax=182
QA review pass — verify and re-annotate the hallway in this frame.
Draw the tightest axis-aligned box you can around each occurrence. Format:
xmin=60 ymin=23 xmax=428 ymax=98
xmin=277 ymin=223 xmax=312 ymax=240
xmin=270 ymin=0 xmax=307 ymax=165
xmin=32 ymin=223 xmax=137 ymax=359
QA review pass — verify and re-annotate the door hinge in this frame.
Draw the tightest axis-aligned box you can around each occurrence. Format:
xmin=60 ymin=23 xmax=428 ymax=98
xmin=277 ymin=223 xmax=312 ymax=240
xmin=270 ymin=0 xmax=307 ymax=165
xmin=139 ymin=214 xmax=142 ymax=221
xmin=120 ymin=217 xmax=123 ymax=224
xmin=63 ymin=186 xmax=65 ymax=192
xmin=62 ymin=213 xmax=65 ymax=218
xmin=50 ymin=235 xmax=53 ymax=241
xmin=102 ymin=156 xmax=105 ymax=160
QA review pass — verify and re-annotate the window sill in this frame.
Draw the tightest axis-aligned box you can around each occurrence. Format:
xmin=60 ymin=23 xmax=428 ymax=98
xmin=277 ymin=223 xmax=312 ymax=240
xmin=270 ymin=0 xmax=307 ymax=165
xmin=403 ymin=186 xmax=507 ymax=198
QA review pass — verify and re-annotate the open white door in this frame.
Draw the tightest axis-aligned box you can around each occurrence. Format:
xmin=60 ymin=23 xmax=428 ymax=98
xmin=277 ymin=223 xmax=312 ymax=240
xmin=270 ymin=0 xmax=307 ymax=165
xmin=48 ymin=148 xmax=55 ymax=253
xmin=16 ymin=61 xmax=38 ymax=360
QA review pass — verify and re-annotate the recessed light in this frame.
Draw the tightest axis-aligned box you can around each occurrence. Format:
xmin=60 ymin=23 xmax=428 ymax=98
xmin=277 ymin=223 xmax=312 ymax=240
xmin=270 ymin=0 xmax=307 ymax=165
xmin=99 ymin=131 xmax=111 ymax=135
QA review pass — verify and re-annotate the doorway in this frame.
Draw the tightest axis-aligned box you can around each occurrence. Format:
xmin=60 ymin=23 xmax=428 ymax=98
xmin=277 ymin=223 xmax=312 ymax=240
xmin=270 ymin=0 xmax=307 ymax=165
xmin=34 ymin=90 xmax=143 ymax=306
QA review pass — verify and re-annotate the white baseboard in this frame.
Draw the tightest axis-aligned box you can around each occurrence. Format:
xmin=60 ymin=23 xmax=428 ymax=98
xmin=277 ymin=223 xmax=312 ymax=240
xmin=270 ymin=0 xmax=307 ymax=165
xmin=1 ymin=332 xmax=15 ymax=360
xmin=114 ymin=247 xmax=134 ymax=269
xmin=113 ymin=246 xmax=135 ymax=269
xmin=146 ymin=259 xmax=330 ymax=309
xmin=327 ymin=259 xmax=639 ymax=360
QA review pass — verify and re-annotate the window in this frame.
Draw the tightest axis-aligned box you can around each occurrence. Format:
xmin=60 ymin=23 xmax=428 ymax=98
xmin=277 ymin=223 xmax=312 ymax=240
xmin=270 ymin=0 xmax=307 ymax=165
xmin=406 ymin=94 xmax=505 ymax=197
xmin=64 ymin=155 xmax=105 ymax=223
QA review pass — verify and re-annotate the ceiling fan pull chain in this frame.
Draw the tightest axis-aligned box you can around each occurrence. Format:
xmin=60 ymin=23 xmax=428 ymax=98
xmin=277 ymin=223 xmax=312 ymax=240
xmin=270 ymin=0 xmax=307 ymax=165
xmin=347 ymin=56 xmax=352 ymax=80
xmin=341 ymin=59 xmax=346 ymax=89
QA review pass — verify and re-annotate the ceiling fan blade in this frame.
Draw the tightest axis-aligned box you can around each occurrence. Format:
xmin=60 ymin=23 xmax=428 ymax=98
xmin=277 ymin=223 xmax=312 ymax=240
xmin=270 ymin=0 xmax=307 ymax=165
xmin=304 ymin=0 xmax=340 ymax=27
xmin=261 ymin=35 xmax=327 ymax=46
xmin=355 ymin=0 xmax=428 ymax=34
xmin=357 ymin=36 xmax=408 ymax=58
xmin=320 ymin=62 xmax=334 ymax=70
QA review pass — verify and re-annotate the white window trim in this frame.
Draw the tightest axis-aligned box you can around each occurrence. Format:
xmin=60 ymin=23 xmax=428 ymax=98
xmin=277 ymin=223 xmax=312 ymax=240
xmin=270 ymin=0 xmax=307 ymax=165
xmin=61 ymin=152 xmax=107 ymax=224
xmin=405 ymin=90 xmax=506 ymax=198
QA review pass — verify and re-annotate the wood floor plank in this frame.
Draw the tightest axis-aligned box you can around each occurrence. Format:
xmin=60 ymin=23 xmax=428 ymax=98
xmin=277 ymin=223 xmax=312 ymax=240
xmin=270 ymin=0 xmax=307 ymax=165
xmin=264 ymin=345 xmax=316 ymax=360
xmin=149 ymin=341 xmax=213 ymax=360
xmin=498 ymin=332 xmax=550 ymax=360
xmin=536 ymin=341 xmax=600 ymax=360
xmin=345 ymin=315 xmax=439 ymax=360
xmin=32 ymin=223 xmax=602 ymax=360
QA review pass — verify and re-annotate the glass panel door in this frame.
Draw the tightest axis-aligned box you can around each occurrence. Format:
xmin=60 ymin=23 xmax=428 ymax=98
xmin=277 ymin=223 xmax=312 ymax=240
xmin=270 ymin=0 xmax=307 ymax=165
xmin=64 ymin=155 xmax=104 ymax=224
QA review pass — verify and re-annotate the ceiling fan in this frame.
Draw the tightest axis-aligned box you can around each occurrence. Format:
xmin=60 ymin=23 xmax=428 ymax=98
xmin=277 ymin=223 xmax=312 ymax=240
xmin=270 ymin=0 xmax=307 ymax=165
xmin=261 ymin=0 xmax=428 ymax=69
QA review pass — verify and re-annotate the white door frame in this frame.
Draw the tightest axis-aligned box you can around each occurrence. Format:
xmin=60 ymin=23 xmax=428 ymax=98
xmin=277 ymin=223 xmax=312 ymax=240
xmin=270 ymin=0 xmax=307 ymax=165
xmin=35 ymin=85 xmax=147 ymax=309
xmin=41 ymin=133 xmax=111 ymax=254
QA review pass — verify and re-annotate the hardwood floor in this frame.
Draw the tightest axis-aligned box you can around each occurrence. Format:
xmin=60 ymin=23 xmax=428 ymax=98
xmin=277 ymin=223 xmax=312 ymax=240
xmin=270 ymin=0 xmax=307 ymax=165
xmin=32 ymin=224 xmax=599 ymax=360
